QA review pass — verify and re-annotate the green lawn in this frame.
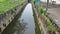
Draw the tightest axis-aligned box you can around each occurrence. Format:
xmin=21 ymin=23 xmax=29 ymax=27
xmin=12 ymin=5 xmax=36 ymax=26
xmin=0 ymin=0 xmax=22 ymax=14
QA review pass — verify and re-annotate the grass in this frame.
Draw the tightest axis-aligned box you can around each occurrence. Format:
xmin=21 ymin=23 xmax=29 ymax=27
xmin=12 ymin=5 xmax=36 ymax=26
xmin=0 ymin=0 xmax=22 ymax=14
xmin=45 ymin=16 xmax=57 ymax=32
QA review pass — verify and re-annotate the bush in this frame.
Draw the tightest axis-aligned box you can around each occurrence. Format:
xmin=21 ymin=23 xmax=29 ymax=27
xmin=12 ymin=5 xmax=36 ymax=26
xmin=38 ymin=6 xmax=47 ymax=16
xmin=38 ymin=6 xmax=43 ymax=13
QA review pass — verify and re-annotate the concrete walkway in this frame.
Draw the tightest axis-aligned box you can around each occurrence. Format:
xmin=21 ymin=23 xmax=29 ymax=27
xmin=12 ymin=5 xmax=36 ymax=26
xmin=41 ymin=2 xmax=60 ymax=28
xmin=47 ymin=6 xmax=60 ymax=28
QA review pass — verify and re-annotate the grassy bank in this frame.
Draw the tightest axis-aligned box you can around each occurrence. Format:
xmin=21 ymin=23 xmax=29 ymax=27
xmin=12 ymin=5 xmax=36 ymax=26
xmin=0 ymin=0 xmax=22 ymax=14
xmin=37 ymin=6 xmax=57 ymax=33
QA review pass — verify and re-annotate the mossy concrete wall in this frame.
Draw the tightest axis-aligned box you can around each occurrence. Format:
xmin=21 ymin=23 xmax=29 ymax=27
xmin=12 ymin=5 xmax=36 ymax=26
xmin=0 ymin=0 xmax=28 ymax=33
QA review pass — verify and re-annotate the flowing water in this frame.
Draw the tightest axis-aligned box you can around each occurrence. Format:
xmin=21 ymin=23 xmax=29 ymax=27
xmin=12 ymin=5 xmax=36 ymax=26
xmin=2 ymin=3 xmax=36 ymax=34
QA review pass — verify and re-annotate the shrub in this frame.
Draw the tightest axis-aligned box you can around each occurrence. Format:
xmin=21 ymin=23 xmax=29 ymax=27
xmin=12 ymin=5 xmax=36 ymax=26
xmin=38 ymin=6 xmax=47 ymax=16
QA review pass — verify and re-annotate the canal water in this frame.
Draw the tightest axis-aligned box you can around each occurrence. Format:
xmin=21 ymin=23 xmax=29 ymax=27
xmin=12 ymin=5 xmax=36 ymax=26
xmin=2 ymin=3 xmax=36 ymax=34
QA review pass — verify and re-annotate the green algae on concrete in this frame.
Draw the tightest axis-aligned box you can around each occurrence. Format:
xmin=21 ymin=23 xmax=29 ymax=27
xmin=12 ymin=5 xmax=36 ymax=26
xmin=33 ymin=10 xmax=41 ymax=34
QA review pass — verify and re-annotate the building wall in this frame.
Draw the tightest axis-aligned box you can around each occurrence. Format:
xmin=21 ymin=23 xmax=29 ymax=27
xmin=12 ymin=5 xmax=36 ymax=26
xmin=40 ymin=0 xmax=60 ymax=4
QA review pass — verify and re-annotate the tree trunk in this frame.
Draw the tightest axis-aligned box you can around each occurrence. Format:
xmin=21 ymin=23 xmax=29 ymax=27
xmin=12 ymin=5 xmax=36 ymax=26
xmin=46 ymin=0 xmax=49 ymax=15
xmin=46 ymin=0 xmax=49 ymax=11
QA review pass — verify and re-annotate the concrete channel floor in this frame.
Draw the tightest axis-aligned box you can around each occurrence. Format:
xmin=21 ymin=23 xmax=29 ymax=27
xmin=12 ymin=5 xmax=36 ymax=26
xmin=47 ymin=6 xmax=60 ymax=28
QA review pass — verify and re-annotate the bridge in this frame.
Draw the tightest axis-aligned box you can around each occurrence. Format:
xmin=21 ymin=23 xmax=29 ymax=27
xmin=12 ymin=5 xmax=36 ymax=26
xmin=0 ymin=0 xmax=60 ymax=34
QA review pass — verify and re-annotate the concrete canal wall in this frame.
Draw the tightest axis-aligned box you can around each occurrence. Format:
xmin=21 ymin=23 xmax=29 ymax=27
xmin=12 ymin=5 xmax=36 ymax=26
xmin=32 ymin=2 xmax=60 ymax=34
xmin=0 ymin=0 xmax=28 ymax=33
xmin=32 ymin=3 xmax=48 ymax=34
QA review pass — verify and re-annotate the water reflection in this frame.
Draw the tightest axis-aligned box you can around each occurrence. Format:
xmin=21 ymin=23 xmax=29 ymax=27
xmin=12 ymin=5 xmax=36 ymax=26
xmin=19 ymin=3 xmax=35 ymax=34
xmin=2 ymin=18 xmax=27 ymax=34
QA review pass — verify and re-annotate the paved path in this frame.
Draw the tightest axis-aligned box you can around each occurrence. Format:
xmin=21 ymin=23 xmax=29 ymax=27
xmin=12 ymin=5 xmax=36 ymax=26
xmin=48 ymin=7 xmax=60 ymax=28
xmin=41 ymin=2 xmax=60 ymax=28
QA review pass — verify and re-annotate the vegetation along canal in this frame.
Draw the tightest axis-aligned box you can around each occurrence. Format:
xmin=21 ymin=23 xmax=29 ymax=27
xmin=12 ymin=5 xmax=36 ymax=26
xmin=1 ymin=3 xmax=41 ymax=34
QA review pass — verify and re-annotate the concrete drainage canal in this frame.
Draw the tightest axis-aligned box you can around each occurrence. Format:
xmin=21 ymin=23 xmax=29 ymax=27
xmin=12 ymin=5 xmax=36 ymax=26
xmin=1 ymin=3 xmax=41 ymax=34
